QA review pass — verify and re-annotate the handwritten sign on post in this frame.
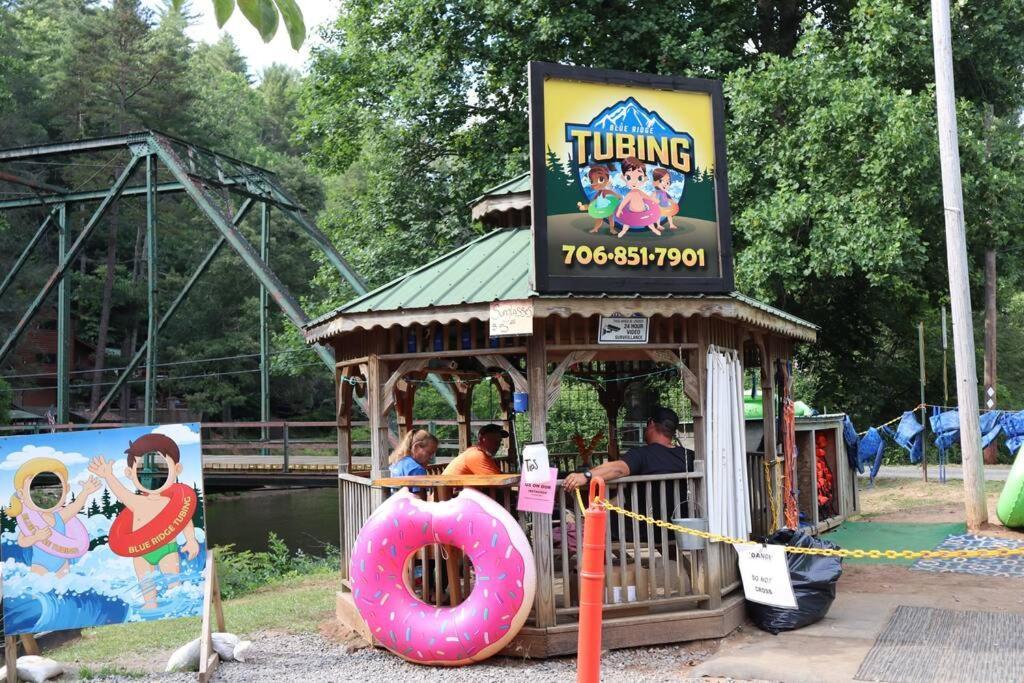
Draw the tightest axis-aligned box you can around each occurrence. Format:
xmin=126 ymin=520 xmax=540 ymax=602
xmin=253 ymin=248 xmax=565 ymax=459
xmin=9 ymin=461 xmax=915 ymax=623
xmin=489 ymin=299 xmax=534 ymax=337
xmin=516 ymin=467 xmax=558 ymax=514
xmin=733 ymin=543 xmax=797 ymax=609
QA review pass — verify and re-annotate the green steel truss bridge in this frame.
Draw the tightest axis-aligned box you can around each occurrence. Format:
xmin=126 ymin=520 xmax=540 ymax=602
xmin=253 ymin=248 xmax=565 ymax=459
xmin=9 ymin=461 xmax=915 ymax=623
xmin=0 ymin=131 xmax=370 ymax=425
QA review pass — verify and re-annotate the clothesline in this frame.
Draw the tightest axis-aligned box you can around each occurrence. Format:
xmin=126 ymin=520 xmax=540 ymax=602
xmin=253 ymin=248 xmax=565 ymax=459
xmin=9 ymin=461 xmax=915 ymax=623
xmin=856 ymin=402 xmax=1023 ymax=437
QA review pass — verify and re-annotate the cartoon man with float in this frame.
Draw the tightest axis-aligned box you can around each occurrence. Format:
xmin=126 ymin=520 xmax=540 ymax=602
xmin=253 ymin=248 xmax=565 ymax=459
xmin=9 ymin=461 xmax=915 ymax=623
xmin=88 ymin=433 xmax=200 ymax=609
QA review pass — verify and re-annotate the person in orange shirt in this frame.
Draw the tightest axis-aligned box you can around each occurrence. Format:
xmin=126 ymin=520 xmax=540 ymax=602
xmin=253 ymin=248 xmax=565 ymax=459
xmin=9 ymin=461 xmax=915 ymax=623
xmin=443 ymin=424 xmax=508 ymax=475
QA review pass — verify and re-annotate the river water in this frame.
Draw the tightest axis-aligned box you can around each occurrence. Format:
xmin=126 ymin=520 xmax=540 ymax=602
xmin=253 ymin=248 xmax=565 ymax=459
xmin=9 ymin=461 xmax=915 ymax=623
xmin=205 ymin=487 xmax=339 ymax=556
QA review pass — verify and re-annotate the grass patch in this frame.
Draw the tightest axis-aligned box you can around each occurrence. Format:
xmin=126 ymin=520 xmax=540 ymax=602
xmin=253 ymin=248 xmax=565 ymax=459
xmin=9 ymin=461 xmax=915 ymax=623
xmin=79 ymin=665 xmax=146 ymax=679
xmin=853 ymin=477 xmax=1003 ymax=519
xmin=50 ymin=572 xmax=338 ymax=664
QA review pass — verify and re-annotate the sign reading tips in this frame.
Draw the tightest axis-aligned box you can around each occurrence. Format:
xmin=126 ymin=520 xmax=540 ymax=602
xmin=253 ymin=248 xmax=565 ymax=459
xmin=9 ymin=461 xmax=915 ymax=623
xmin=733 ymin=543 xmax=797 ymax=609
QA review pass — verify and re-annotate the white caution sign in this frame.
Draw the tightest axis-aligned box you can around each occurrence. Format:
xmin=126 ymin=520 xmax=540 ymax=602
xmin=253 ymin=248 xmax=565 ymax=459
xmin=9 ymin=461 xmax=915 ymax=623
xmin=597 ymin=315 xmax=649 ymax=344
xmin=733 ymin=543 xmax=797 ymax=609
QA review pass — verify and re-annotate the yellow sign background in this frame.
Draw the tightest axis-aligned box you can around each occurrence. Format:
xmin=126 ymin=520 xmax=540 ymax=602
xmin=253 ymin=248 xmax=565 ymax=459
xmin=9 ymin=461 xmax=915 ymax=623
xmin=542 ymin=77 xmax=716 ymax=173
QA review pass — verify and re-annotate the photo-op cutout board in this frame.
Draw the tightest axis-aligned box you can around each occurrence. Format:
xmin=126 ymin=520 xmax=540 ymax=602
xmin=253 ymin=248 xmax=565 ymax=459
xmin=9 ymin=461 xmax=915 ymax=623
xmin=0 ymin=423 xmax=207 ymax=635
xmin=528 ymin=62 xmax=734 ymax=294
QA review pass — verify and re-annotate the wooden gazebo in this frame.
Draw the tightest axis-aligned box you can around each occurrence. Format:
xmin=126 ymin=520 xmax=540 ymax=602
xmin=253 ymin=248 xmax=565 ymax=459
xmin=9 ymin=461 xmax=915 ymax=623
xmin=304 ymin=220 xmax=819 ymax=655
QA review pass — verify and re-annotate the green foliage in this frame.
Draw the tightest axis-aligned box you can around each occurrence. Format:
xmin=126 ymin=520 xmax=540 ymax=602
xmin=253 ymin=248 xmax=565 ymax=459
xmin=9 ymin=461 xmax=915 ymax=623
xmin=213 ymin=532 xmax=339 ymax=599
xmin=171 ymin=0 xmax=305 ymax=48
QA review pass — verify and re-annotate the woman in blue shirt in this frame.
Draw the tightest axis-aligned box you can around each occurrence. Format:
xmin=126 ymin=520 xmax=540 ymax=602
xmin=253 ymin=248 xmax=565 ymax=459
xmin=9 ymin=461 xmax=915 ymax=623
xmin=388 ymin=429 xmax=439 ymax=491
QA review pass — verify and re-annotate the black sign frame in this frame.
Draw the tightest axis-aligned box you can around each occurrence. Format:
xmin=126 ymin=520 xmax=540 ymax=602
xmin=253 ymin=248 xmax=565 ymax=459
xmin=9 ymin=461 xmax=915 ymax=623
xmin=528 ymin=61 xmax=734 ymax=294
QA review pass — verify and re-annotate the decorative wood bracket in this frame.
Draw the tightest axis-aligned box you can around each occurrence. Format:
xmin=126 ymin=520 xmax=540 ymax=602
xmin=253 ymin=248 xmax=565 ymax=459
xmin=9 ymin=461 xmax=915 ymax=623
xmin=546 ymin=351 xmax=596 ymax=409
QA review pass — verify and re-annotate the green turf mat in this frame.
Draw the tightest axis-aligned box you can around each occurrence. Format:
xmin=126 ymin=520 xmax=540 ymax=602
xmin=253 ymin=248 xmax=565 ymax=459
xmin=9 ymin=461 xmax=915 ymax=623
xmin=820 ymin=521 xmax=967 ymax=565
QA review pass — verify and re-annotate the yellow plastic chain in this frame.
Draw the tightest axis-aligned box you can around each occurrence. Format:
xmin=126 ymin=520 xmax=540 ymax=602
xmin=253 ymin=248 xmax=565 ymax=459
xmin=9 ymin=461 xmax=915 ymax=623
xmin=574 ymin=488 xmax=1024 ymax=560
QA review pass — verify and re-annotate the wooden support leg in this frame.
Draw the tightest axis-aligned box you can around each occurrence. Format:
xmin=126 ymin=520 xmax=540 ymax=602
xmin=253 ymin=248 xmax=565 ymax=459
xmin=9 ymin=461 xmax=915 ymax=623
xmin=5 ymin=636 xmax=17 ymax=683
xmin=199 ymin=550 xmax=225 ymax=683
xmin=17 ymin=635 xmax=38 ymax=657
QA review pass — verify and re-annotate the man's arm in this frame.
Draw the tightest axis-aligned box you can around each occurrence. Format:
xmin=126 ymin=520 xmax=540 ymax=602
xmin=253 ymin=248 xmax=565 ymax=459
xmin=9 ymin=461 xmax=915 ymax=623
xmin=87 ymin=457 xmax=145 ymax=512
xmin=563 ymin=459 xmax=631 ymax=491
xmin=181 ymin=520 xmax=200 ymax=560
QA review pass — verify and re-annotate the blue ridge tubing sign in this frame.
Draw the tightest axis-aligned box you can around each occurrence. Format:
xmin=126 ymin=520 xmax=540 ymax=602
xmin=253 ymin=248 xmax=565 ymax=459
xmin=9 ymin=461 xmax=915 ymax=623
xmin=528 ymin=62 xmax=734 ymax=294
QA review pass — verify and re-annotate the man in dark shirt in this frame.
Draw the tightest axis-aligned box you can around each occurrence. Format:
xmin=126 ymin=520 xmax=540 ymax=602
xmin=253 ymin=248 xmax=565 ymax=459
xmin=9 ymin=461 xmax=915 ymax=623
xmin=563 ymin=406 xmax=694 ymax=491
xmin=563 ymin=406 xmax=694 ymax=543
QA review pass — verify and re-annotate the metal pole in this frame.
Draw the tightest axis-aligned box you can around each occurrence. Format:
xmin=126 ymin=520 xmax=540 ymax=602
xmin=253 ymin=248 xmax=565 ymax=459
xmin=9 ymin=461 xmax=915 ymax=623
xmin=89 ymin=199 xmax=254 ymax=424
xmin=260 ymin=203 xmax=270 ymax=441
xmin=0 ymin=153 xmax=143 ymax=365
xmin=983 ymin=248 xmax=997 ymax=464
xmin=144 ymin=155 xmax=158 ymax=425
xmin=918 ymin=321 xmax=928 ymax=482
xmin=931 ymin=0 xmax=987 ymax=527
xmin=0 ymin=209 xmax=59 ymax=300
xmin=56 ymin=204 xmax=69 ymax=423
xmin=941 ymin=306 xmax=949 ymax=406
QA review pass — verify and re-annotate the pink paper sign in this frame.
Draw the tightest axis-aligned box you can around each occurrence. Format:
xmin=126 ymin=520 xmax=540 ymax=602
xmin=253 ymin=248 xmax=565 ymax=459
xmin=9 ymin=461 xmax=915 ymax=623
xmin=516 ymin=467 xmax=559 ymax=514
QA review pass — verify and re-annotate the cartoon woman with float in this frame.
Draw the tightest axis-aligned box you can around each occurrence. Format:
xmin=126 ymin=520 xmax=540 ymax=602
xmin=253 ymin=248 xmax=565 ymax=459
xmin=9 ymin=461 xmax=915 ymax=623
xmin=89 ymin=433 xmax=200 ymax=610
xmin=576 ymin=164 xmax=621 ymax=234
xmin=8 ymin=457 xmax=100 ymax=576
xmin=614 ymin=157 xmax=662 ymax=238
xmin=652 ymin=167 xmax=679 ymax=230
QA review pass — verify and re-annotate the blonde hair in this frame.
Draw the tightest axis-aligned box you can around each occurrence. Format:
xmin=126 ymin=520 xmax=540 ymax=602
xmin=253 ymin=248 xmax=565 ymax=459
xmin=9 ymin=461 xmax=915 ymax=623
xmin=6 ymin=457 xmax=68 ymax=518
xmin=388 ymin=429 xmax=438 ymax=465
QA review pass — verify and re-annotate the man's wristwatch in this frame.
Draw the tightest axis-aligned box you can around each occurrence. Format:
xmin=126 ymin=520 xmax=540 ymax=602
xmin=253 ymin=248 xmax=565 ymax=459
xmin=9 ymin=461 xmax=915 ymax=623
xmin=583 ymin=470 xmax=593 ymax=482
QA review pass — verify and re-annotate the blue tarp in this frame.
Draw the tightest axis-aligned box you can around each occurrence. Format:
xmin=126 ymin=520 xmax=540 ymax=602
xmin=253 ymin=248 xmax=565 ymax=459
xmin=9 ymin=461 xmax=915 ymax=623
xmin=1003 ymin=410 xmax=1024 ymax=454
xmin=843 ymin=416 xmax=862 ymax=473
xmin=859 ymin=427 xmax=886 ymax=479
xmin=892 ymin=412 xmax=924 ymax=465
xmin=930 ymin=408 xmax=1003 ymax=452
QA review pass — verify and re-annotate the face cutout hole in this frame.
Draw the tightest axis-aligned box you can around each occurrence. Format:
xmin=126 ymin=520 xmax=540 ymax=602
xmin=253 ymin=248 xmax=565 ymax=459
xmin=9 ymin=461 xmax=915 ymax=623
xmin=136 ymin=452 xmax=170 ymax=491
xmin=28 ymin=472 xmax=64 ymax=511
xmin=404 ymin=546 xmax=475 ymax=607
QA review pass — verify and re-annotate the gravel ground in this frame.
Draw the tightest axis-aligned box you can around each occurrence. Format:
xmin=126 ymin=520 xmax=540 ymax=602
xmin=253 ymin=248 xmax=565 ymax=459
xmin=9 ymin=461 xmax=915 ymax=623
xmin=85 ymin=630 xmax=726 ymax=683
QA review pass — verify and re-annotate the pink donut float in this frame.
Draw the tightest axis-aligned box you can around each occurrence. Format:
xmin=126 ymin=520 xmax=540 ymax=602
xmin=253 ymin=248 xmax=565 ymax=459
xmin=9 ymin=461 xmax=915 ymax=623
xmin=17 ymin=509 xmax=90 ymax=559
xmin=350 ymin=488 xmax=536 ymax=666
xmin=617 ymin=199 xmax=660 ymax=227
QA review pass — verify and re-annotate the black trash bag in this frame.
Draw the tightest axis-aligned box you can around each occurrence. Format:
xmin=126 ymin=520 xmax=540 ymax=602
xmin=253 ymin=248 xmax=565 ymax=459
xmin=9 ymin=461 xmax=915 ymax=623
xmin=746 ymin=528 xmax=843 ymax=634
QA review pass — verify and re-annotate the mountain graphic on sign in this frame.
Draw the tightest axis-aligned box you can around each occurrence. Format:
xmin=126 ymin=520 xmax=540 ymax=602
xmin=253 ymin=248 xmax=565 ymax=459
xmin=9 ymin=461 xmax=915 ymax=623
xmin=590 ymin=97 xmax=673 ymax=137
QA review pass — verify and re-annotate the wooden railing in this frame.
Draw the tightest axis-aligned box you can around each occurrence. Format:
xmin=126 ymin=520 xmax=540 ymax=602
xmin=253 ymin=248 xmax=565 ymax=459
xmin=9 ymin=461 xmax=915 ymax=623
xmin=335 ymin=465 xmax=722 ymax=627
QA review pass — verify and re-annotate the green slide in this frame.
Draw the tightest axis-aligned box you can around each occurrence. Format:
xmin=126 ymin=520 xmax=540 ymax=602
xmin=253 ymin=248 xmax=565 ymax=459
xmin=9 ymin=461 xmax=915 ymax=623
xmin=997 ymin=446 xmax=1024 ymax=528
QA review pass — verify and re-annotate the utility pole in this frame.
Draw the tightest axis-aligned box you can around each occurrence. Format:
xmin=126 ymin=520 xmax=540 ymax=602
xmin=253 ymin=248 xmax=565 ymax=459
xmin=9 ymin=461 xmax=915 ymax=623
xmin=930 ymin=0 xmax=987 ymax=528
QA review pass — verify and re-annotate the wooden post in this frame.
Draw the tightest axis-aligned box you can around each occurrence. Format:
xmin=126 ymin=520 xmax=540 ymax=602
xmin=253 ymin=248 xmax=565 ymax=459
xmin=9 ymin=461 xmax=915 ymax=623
xmin=198 ymin=550 xmax=226 ymax=683
xmin=596 ymin=378 xmax=626 ymax=461
xmin=455 ymin=380 xmax=475 ymax=452
xmin=758 ymin=339 xmax=779 ymax=530
xmin=367 ymin=354 xmax=387 ymax=508
xmin=527 ymin=318 xmax=556 ymax=627
xmin=337 ymin=365 xmax=355 ymax=472
xmin=931 ymin=0 xmax=987 ymax=528
xmin=983 ymin=248 xmax=998 ymax=465
xmin=918 ymin=322 xmax=928 ymax=482
xmin=4 ymin=636 xmax=17 ymax=683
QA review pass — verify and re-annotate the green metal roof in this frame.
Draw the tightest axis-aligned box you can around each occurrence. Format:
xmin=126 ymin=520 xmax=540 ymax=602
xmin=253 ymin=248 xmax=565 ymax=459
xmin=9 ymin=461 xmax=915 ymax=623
xmin=468 ymin=173 xmax=530 ymax=206
xmin=319 ymin=228 xmax=533 ymax=317
xmin=304 ymin=227 xmax=819 ymax=341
